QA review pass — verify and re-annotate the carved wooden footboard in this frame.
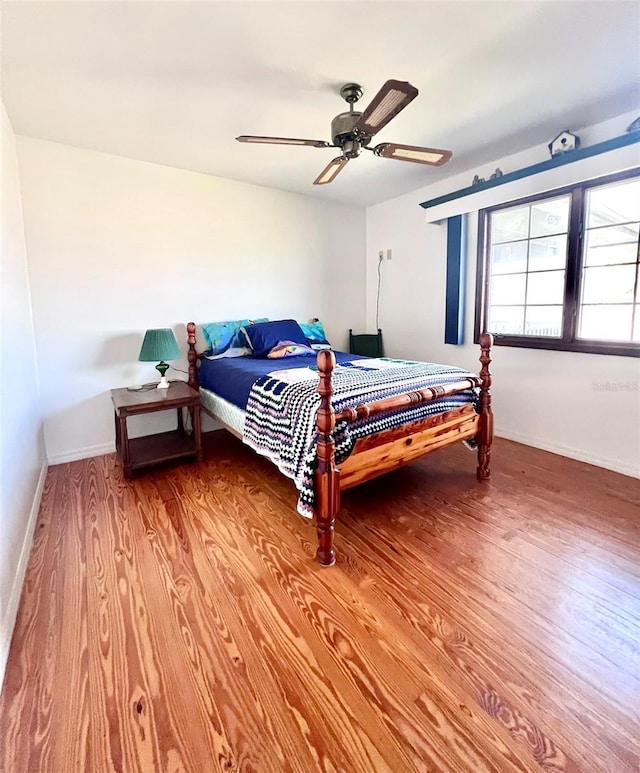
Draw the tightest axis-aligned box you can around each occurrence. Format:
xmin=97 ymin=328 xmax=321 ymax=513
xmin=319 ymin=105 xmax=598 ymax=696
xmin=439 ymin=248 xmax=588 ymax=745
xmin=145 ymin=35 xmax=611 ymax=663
xmin=186 ymin=323 xmax=493 ymax=567
xmin=314 ymin=334 xmax=493 ymax=565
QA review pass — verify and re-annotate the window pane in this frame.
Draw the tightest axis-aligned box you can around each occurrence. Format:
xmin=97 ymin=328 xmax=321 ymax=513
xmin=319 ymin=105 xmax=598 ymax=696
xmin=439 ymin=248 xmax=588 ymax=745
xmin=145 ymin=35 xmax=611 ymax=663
xmin=526 ymin=270 xmax=565 ymax=305
xmin=492 ymin=206 xmax=529 ymax=244
xmin=581 ymin=264 xmax=636 ymax=304
xmin=584 ymin=238 xmax=639 ymax=267
xmin=491 ymin=241 xmax=528 ymax=275
xmin=489 ymin=306 xmax=524 ymax=335
xmin=634 ymin=313 xmax=640 ymax=343
xmin=578 ymin=305 xmax=634 ymax=341
xmin=530 ymin=196 xmax=570 ymax=238
xmin=586 ymin=223 xmax=640 ymax=248
xmin=587 ymin=179 xmax=640 ymax=227
xmin=490 ymin=273 xmax=526 ymax=305
xmin=528 ymin=235 xmax=568 ymax=271
xmin=524 ymin=306 xmax=563 ymax=337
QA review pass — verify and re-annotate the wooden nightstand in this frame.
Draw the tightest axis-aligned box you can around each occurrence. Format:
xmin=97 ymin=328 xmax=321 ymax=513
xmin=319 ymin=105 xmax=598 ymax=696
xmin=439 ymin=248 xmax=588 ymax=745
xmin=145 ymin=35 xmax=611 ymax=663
xmin=111 ymin=381 xmax=203 ymax=479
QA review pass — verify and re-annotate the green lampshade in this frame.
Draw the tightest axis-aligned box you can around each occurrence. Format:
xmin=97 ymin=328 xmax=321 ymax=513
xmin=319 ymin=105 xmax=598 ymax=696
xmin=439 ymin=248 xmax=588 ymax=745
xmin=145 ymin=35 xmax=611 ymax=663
xmin=138 ymin=328 xmax=181 ymax=362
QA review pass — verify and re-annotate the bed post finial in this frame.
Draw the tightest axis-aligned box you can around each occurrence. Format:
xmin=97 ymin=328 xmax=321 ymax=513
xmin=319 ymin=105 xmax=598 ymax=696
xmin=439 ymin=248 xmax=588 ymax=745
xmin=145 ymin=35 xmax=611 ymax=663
xmin=315 ymin=349 xmax=339 ymax=566
xmin=187 ymin=322 xmax=199 ymax=390
xmin=477 ymin=332 xmax=494 ymax=480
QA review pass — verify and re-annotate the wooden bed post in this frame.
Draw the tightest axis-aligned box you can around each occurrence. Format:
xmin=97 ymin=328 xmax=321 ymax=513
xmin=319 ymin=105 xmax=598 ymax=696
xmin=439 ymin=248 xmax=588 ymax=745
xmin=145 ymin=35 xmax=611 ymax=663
xmin=187 ymin=322 xmax=199 ymax=390
xmin=477 ymin=332 xmax=494 ymax=480
xmin=315 ymin=350 xmax=340 ymax=567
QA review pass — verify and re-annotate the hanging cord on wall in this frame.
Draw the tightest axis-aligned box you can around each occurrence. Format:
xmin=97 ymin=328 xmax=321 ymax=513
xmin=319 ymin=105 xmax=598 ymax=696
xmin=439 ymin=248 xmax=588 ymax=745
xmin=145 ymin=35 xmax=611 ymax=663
xmin=375 ymin=254 xmax=383 ymax=329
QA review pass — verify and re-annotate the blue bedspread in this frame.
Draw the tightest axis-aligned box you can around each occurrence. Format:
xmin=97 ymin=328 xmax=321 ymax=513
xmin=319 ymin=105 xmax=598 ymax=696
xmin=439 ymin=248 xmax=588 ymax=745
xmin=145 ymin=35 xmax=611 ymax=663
xmin=198 ymin=351 xmax=364 ymax=408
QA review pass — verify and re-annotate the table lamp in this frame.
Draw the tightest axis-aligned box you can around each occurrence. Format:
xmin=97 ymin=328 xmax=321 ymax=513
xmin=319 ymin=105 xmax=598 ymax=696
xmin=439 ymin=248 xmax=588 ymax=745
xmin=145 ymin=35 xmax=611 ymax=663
xmin=138 ymin=328 xmax=181 ymax=389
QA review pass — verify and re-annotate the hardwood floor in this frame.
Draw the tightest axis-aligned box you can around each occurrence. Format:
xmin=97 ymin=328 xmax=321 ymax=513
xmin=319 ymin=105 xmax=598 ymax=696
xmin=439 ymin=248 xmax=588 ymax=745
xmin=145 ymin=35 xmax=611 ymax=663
xmin=1 ymin=434 xmax=638 ymax=772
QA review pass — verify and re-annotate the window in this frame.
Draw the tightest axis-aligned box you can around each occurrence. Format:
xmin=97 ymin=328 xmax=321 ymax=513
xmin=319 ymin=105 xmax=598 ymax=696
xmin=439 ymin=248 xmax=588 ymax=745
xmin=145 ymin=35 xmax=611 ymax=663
xmin=475 ymin=168 xmax=640 ymax=356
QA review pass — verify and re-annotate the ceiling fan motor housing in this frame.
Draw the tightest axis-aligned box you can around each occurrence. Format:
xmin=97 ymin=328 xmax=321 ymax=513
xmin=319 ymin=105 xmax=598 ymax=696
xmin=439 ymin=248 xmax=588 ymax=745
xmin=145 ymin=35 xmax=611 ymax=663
xmin=331 ymin=111 xmax=371 ymax=156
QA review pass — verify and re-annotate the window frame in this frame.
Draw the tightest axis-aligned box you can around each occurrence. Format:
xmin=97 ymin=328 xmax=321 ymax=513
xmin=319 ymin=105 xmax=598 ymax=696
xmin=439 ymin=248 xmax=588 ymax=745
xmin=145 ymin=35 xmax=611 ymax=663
xmin=474 ymin=167 xmax=640 ymax=358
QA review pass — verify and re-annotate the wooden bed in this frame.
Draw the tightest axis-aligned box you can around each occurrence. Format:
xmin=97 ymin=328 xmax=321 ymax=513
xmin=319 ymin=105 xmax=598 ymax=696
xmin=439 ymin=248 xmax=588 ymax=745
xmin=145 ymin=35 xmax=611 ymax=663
xmin=187 ymin=322 xmax=493 ymax=566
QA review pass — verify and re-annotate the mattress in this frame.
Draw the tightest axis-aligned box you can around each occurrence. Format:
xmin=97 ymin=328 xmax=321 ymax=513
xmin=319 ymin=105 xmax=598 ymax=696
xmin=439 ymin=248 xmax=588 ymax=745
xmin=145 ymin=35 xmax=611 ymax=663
xmin=199 ymin=387 xmax=246 ymax=436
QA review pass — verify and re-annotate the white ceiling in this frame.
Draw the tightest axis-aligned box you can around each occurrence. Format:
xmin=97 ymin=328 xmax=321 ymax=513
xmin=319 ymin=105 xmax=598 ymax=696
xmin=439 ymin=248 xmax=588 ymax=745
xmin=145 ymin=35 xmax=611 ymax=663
xmin=2 ymin=1 xmax=639 ymax=207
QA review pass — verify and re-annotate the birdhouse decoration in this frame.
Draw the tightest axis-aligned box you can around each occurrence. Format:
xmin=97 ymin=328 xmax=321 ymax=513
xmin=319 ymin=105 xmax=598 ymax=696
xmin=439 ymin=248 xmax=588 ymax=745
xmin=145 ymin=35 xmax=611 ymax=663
xmin=548 ymin=130 xmax=581 ymax=158
xmin=626 ymin=116 xmax=640 ymax=134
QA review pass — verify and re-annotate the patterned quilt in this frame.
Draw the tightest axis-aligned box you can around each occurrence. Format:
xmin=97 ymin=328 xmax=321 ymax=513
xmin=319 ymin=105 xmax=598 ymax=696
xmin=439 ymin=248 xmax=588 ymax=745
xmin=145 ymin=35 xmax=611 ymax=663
xmin=242 ymin=358 xmax=479 ymax=518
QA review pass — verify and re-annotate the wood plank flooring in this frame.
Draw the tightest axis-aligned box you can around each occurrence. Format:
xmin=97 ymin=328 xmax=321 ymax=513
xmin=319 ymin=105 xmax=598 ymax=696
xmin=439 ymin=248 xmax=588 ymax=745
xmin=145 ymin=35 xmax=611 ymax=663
xmin=1 ymin=434 xmax=638 ymax=772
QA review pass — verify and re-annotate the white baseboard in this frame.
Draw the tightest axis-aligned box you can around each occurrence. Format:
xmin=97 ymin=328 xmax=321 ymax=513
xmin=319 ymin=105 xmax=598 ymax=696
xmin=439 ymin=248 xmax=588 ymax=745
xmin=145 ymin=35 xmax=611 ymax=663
xmin=47 ymin=429 xmax=221 ymax=466
xmin=496 ymin=428 xmax=639 ymax=479
xmin=0 ymin=462 xmax=48 ymax=693
xmin=47 ymin=441 xmax=114 ymax=465
xmin=48 ymin=428 xmax=638 ymax=479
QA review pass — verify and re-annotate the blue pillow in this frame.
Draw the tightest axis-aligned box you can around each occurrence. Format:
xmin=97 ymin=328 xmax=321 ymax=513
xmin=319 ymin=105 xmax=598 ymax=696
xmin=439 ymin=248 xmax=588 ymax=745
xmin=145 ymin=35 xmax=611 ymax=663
xmin=202 ymin=318 xmax=268 ymax=355
xmin=230 ymin=318 xmax=268 ymax=348
xmin=299 ymin=320 xmax=330 ymax=345
xmin=241 ymin=319 xmax=308 ymax=357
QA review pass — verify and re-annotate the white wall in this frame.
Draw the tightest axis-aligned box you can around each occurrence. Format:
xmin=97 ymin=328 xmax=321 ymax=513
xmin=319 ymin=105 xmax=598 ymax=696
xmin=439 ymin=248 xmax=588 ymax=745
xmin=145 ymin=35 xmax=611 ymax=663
xmin=366 ymin=111 xmax=640 ymax=478
xmin=16 ymin=138 xmax=366 ymax=463
xmin=0 ymin=106 xmax=47 ymax=689
xmin=12 ymin=110 xmax=639 ymax=482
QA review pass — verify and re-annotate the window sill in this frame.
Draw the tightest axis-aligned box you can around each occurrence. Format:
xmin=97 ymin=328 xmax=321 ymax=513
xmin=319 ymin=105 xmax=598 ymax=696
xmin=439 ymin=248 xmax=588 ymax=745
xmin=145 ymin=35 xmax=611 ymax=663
xmin=479 ymin=335 xmax=640 ymax=358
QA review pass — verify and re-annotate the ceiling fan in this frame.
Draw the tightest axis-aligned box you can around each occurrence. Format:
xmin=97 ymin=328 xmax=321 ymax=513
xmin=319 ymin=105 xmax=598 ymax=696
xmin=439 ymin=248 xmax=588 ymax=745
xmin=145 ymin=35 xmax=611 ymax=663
xmin=236 ymin=80 xmax=452 ymax=185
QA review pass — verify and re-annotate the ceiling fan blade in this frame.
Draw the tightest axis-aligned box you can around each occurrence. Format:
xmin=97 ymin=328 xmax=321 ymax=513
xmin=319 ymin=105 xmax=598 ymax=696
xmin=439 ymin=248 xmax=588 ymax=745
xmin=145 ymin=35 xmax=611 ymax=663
xmin=313 ymin=156 xmax=349 ymax=185
xmin=236 ymin=135 xmax=330 ymax=148
xmin=374 ymin=142 xmax=453 ymax=166
xmin=354 ymin=80 xmax=418 ymax=137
